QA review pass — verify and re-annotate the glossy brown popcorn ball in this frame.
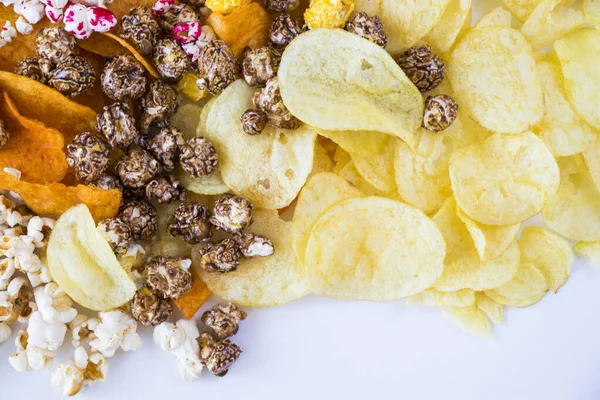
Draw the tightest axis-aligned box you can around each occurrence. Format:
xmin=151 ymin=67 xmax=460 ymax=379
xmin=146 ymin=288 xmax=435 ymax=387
xmin=96 ymin=102 xmax=139 ymax=150
xmin=153 ymin=38 xmax=191 ymax=82
xmin=48 ymin=55 xmax=96 ymax=98
xmin=145 ymin=176 xmax=186 ymax=204
xmin=147 ymin=125 xmax=186 ymax=171
xmin=200 ymin=332 xmax=243 ymax=377
xmin=119 ymin=199 xmax=158 ymax=240
xmin=140 ymin=81 xmax=179 ymax=134
xmin=97 ymin=217 xmax=132 ymax=255
xmin=144 ymin=256 xmax=193 ymax=299
xmin=269 ymin=14 xmax=305 ymax=50
xmin=158 ymin=3 xmax=198 ymax=32
xmin=119 ymin=7 xmax=160 ymax=56
xmin=210 ymin=194 xmax=253 ymax=233
xmin=201 ymin=303 xmax=247 ymax=339
xmin=89 ymin=173 xmax=123 ymax=192
xmin=168 ymin=201 xmax=212 ymax=244
xmin=422 ymin=95 xmax=458 ymax=132
xmin=101 ymin=55 xmax=147 ymax=101
xmin=116 ymin=146 xmax=161 ymax=189
xmin=242 ymin=46 xmax=280 ymax=87
xmin=131 ymin=286 xmax=172 ymax=326
xmin=179 ymin=137 xmax=218 ymax=178
xmin=240 ymin=109 xmax=267 ymax=136
xmin=253 ymin=77 xmax=300 ymax=130
xmin=266 ymin=0 xmax=300 ymax=12
xmin=196 ymin=40 xmax=240 ymax=95
xmin=0 ymin=120 xmax=10 ymax=150
xmin=14 ymin=58 xmax=47 ymax=84
xmin=66 ymin=132 xmax=111 ymax=183
xmin=198 ymin=238 xmax=241 ymax=273
xmin=345 ymin=12 xmax=387 ymax=48
xmin=232 ymin=232 xmax=274 ymax=258
xmin=396 ymin=45 xmax=446 ymax=93
xmin=35 ymin=27 xmax=75 ymax=66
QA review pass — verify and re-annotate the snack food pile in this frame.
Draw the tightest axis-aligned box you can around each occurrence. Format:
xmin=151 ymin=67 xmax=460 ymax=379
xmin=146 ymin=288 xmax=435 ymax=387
xmin=0 ymin=0 xmax=599 ymax=395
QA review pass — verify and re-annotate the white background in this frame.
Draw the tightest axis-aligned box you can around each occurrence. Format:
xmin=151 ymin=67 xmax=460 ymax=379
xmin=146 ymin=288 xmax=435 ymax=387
xmin=3 ymin=1 xmax=600 ymax=399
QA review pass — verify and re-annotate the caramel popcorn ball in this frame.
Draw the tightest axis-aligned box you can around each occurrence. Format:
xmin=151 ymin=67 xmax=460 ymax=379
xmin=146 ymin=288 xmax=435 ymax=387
xmin=118 ymin=199 xmax=158 ymax=240
xmin=48 ymin=55 xmax=96 ymax=98
xmin=14 ymin=58 xmax=47 ymax=84
xmin=116 ymin=146 xmax=161 ymax=189
xmin=345 ymin=12 xmax=387 ymax=48
xmin=396 ymin=45 xmax=446 ymax=93
xmin=269 ymin=14 xmax=305 ymax=50
xmin=232 ymin=232 xmax=274 ymax=258
xmin=158 ymin=3 xmax=199 ymax=32
xmin=200 ymin=332 xmax=243 ymax=377
xmin=201 ymin=302 xmax=247 ymax=339
xmin=97 ymin=217 xmax=133 ymax=255
xmin=304 ymin=0 xmax=354 ymax=29
xmin=66 ymin=132 xmax=111 ymax=183
xmin=0 ymin=119 xmax=10 ymax=150
xmin=266 ymin=0 xmax=300 ymax=12
xmin=253 ymin=77 xmax=301 ymax=130
xmin=240 ymin=109 xmax=267 ymax=135
xmin=89 ymin=174 xmax=123 ymax=193
xmin=168 ymin=202 xmax=212 ymax=244
xmin=198 ymin=238 xmax=241 ymax=273
xmin=35 ymin=27 xmax=75 ymax=66
xmin=119 ymin=6 xmax=160 ymax=56
xmin=242 ymin=46 xmax=280 ymax=87
xmin=147 ymin=125 xmax=186 ymax=171
xmin=131 ymin=286 xmax=172 ymax=326
xmin=179 ymin=137 xmax=219 ymax=178
xmin=210 ymin=194 xmax=253 ymax=233
xmin=423 ymin=95 xmax=458 ymax=132
xmin=196 ymin=40 xmax=240 ymax=95
xmin=96 ymin=102 xmax=139 ymax=150
xmin=101 ymin=55 xmax=148 ymax=101
xmin=145 ymin=176 xmax=187 ymax=203
xmin=144 ymin=256 xmax=193 ymax=299
xmin=140 ymin=81 xmax=179 ymax=134
xmin=153 ymin=38 xmax=191 ymax=82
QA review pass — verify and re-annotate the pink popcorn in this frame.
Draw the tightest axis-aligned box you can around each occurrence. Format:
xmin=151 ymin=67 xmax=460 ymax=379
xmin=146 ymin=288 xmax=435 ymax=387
xmin=41 ymin=0 xmax=69 ymax=8
xmin=87 ymin=6 xmax=116 ymax=33
xmin=172 ymin=21 xmax=201 ymax=44
xmin=63 ymin=3 xmax=92 ymax=39
xmin=182 ymin=42 xmax=201 ymax=62
xmin=45 ymin=5 xmax=64 ymax=23
xmin=152 ymin=0 xmax=175 ymax=16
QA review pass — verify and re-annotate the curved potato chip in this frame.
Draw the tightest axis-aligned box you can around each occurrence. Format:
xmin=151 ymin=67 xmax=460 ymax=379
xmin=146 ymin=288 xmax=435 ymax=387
xmin=432 ymin=198 xmax=520 ymax=292
xmin=554 ymin=29 xmax=600 ymax=130
xmin=310 ymin=141 xmax=335 ymax=176
xmin=337 ymin=161 xmax=391 ymax=197
xmin=584 ymin=129 xmax=600 ymax=192
xmin=78 ymin=34 xmax=128 ymax=58
xmin=171 ymin=101 xmax=206 ymax=140
xmin=279 ymin=29 xmax=423 ymax=149
xmin=0 ymin=90 xmax=67 ymax=183
xmin=305 ymin=197 xmax=446 ymax=301
xmin=196 ymin=209 xmax=309 ymax=307
xmin=148 ymin=203 xmax=195 ymax=258
xmin=584 ymin=0 xmax=600 ymax=24
xmin=502 ymin=0 xmax=543 ymax=21
xmin=318 ymin=129 xmax=389 ymax=158
xmin=351 ymin=141 xmax=396 ymax=192
xmin=101 ymin=33 xmax=160 ymax=78
xmin=292 ymin=172 xmax=363 ymax=267
xmin=333 ymin=146 xmax=352 ymax=174
xmin=449 ymin=132 xmax=559 ymax=226
xmin=519 ymin=226 xmax=573 ymax=293
xmin=410 ymin=289 xmax=476 ymax=308
xmin=203 ymin=80 xmax=316 ymax=209
xmin=484 ymin=263 xmax=548 ymax=307
xmin=354 ymin=0 xmax=452 ymax=54
xmin=534 ymin=62 xmax=593 ymax=157
xmin=475 ymin=292 xmax=505 ymax=325
xmin=475 ymin=7 xmax=513 ymax=28
xmin=574 ymin=241 xmax=600 ymax=269
xmin=443 ymin=306 xmax=492 ymax=338
xmin=542 ymin=156 xmax=600 ymax=241
xmin=176 ymin=168 xmax=230 ymax=195
xmin=522 ymin=0 xmax=584 ymax=51
xmin=425 ymin=0 xmax=472 ymax=53
xmin=449 ymin=27 xmax=544 ymax=134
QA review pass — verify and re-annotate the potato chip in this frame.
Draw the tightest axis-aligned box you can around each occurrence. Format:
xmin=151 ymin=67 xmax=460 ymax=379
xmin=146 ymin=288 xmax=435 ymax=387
xmin=318 ymin=129 xmax=389 ymax=158
xmin=173 ymin=266 xmax=212 ymax=319
xmin=534 ymin=62 xmax=594 ymax=157
xmin=77 ymin=34 xmax=129 ymax=58
xmin=292 ymin=172 xmax=363 ymax=267
xmin=574 ymin=241 xmax=600 ymax=268
xmin=354 ymin=0 xmax=452 ymax=54
xmin=449 ymin=132 xmax=559 ymax=226
xmin=519 ymin=226 xmax=573 ymax=293
xmin=484 ymin=263 xmax=548 ymax=307
xmin=101 ymin=33 xmax=160 ymax=78
xmin=583 ymin=130 xmax=600 ymax=192
xmin=448 ymin=27 xmax=544 ymax=134
xmin=554 ymin=29 xmax=600 ymax=130
xmin=333 ymin=146 xmax=352 ymax=174
xmin=337 ymin=161 xmax=391 ymax=197
xmin=425 ymin=0 xmax=472 ymax=53
xmin=443 ymin=306 xmax=492 ymax=338
xmin=0 ymin=171 xmax=121 ymax=222
xmin=584 ymin=0 xmax=600 ymax=24
xmin=521 ymin=0 xmax=584 ymax=51
xmin=351 ymin=141 xmax=396 ymax=192
xmin=206 ymin=2 xmax=270 ymax=58
xmin=475 ymin=292 xmax=505 ymax=325
xmin=410 ymin=288 xmax=476 ymax=308
xmin=0 ymin=71 xmax=96 ymax=143
xmin=176 ymin=168 xmax=230 ymax=195
xmin=171 ymin=101 xmax=205 ymax=140
xmin=197 ymin=209 xmax=310 ymax=307
xmin=202 ymin=80 xmax=315 ymax=209
xmin=148 ymin=203 xmax=195 ymax=258
xmin=502 ymin=0 xmax=543 ymax=21
xmin=542 ymin=155 xmax=600 ymax=241
xmin=432 ymin=198 xmax=520 ymax=292
xmin=305 ymin=197 xmax=446 ymax=301
xmin=474 ymin=7 xmax=513 ymax=28
xmin=310 ymin=141 xmax=335 ymax=176
xmin=456 ymin=208 xmax=520 ymax=261
xmin=0 ymin=90 xmax=67 ymax=183
xmin=278 ymin=29 xmax=423 ymax=150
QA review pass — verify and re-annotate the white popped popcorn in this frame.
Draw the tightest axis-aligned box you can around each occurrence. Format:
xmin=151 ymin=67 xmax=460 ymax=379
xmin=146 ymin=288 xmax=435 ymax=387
xmin=9 ymin=330 xmax=55 ymax=371
xmin=27 ymin=310 xmax=68 ymax=351
xmin=52 ymin=347 xmax=108 ymax=396
xmin=0 ymin=321 xmax=11 ymax=343
xmin=69 ymin=313 xmax=99 ymax=347
xmin=13 ymin=0 xmax=46 ymax=24
xmin=118 ymin=243 xmax=146 ymax=285
xmin=34 ymin=282 xmax=78 ymax=324
xmin=17 ymin=301 xmax=37 ymax=323
xmin=0 ymin=258 xmax=16 ymax=290
xmin=3 ymin=168 xmax=21 ymax=180
xmin=27 ymin=262 xmax=51 ymax=288
xmin=51 ymin=361 xmax=84 ymax=396
xmin=27 ymin=216 xmax=45 ymax=247
xmin=90 ymin=310 xmax=142 ymax=357
xmin=15 ymin=16 xmax=33 ymax=34
xmin=153 ymin=319 xmax=204 ymax=382
xmin=1 ymin=276 xmax=33 ymax=323
xmin=1 ymin=21 xmax=17 ymax=43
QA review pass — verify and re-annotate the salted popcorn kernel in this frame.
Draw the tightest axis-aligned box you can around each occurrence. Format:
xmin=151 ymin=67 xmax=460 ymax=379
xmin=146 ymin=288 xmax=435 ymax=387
xmin=153 ymin=319 xmax=203 ymax=381
xmin=27 ymin=311 xmax=68 ymax=351
xmin=64 ymin=3 xmax=93 ymax=40
xmin=87 ymin=6 xmax=117 ymax=33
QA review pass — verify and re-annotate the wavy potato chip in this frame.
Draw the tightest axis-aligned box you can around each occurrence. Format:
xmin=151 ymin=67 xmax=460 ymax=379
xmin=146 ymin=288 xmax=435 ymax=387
xmin=292 ymin=172 xmax=363 ymax=267
xmin=305 ymin=197 xmax=446 ymax=301
xmin=409 ymin=288 xmax=476 ymax=308
xmin=584 ymin=0 xmax=600 ymax=24
xmin=425 ymin=0 xmax=472 ymax=53
xmin=337 ymin=161 xmax=391 ymax=197
xmin=449 ymin=27 xmax=544 ymax=134
xmin=176 ymin=168 xmax=230 ymax=195
xmin=484 ymin=263 xmax=548 ymax=307
xmin=351 ymin=141 xmax=396 ymax=192
xmin=542 ymin=156 xmax=600 ymax=241
xmin=521 ymin=0 xmax=584 ymax=51
xmin=475 ymin=292 xmax=505 ymax=325
xmin=202 ymin=80 xmax=315 ymax=209
xmin=502 ymin=0 xmax=543 ymax=21
xmin=310 ymin=141 xmax=335 ymax=176
xmin=279 ymin=29 xmax=423 ymax=150
xmin=583 ymin=134 xmax=600 ymax=191
xmin=519 ymin=226 xmax=573 ymax=293
xmin=148 ymin=203 xmax=195 ymax=258
xmin=574 ymin=241 xmax=600 ymax=269
xmin=318 ymin=129 xmax=389 ymax=158
xmin=171 ymin=101 xmax=205 ymax=140
xmin=450 ymin=132 xmax=559 ymax=226
xmin=197 ymin=210 xmax=310 ymax=307
xmin=554 ymin=29 xmax=600 ymax=130
xmin=534 ymin=62 xmax=594 ymax=157
xmin=432 ymin=198 xmax=520 ymax=292
xmin=475 ymin=7 xmax=513 ymax=28
xmin=354 ymin=0 xmax=452 ymax=54
xmin=443 ymin=306 xmax=492 ymax=338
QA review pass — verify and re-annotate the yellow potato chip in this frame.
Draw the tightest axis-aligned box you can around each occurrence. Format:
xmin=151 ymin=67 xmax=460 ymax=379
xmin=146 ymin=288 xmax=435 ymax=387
xmin=318 ymin=130 xmax=389 ymax=158
xmin=448 ymin=27 xmax=544 ymax=134
xmin=534 ymin=62 xmax=594 ymax=157
xmin=176 ymin=168 xmax=230 ymax=196
xmin=292 ymin=172 xmax=363 ymax=267
xmin=354 ymin=0 xmax=452 ymax=54
xmin=554 ymin=29 xmax=600 ymax=130
xmin=583 ymin=0 xmax=600 ymax=24
xmin=443 ymin=306 xmax=492 ymax=338
xmin=574 ymin=241 xmax=600 ymax=268
xmin=519 ymin=226 xmax=573 ymax=293
xmin=475 ymin=292 xmax=505 ymax=325
xmin=583 ymin=131 xmax=600 ymax=192
xmin=203 ymin=80 xmax=316 ymax=209
xmin=148 ymin=203 xmax=195 ymax=258
xmin=449 ymin=132 xmax=559 ymax=226
xmin=474 ymin=7 xmax=513 ymax=28
xmin=310 ymin=141 xmax=335 ymax=176
xmin=502 ymin=0 xmax=543 ymax=21
xmin=521 ymin=0 xmax=584 ymax=51
xmin=425 ymin=0 xmax=472 ymax=53
xmin=409 ymin=288 xmax=476 ymax=308
xmin=542 ymin=155 xmax=600 ymax=241
xmin=351 ymin=141 xmax=396 ymax=192
xmin=484 ymin=263 xmax=548 ymax=307
xmin=337 ymin=161 xmax=391 ymax=197
xmin=432 ymin=198 xmax=520 ymax=292
xmin=333 ymin=146 xmax=352 ymax=174
xmin=278 ymin=29 xmax=423 ymax=150
xmin=197 ymin=209 xmax=310 ymax=307
xmin=306 ymin=197 xmax=445 ymax=301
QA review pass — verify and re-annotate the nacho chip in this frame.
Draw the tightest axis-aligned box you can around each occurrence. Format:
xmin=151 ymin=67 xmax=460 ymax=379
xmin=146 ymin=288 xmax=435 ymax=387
xmin=0 ymin=171 xmax=121 ymax=222
xmin=101 ymin=33 xmax=160 ymax=78
xmin=484 ymin=263 xmax=548 ymax=307
xmin=173 ymin=267 xmax=212 ymax=319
